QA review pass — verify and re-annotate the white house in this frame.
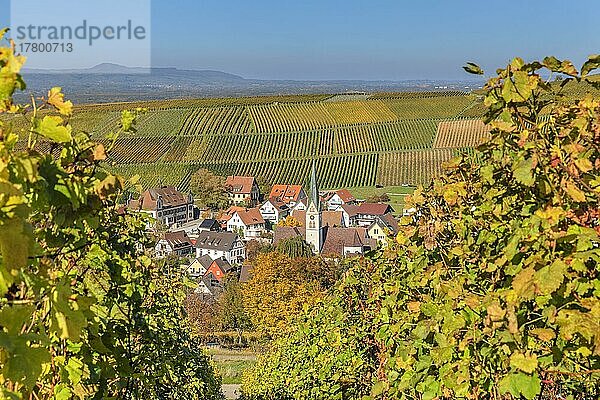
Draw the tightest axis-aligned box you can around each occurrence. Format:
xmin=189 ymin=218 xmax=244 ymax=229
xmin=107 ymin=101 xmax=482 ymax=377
xmin=226 ymin=208 xmax=266 ymax=240
xmin=259 ymin=199 xmax=289 ymax=224
xmin=195 ymin=231 xmax=245 ymax=265
xmin=340 ymin=204 xmax=359 ymax=227
xmin=323 ymin=189 xmax=357 ymax=211
xmin=355 ymin=203 xmax=394 ymax=227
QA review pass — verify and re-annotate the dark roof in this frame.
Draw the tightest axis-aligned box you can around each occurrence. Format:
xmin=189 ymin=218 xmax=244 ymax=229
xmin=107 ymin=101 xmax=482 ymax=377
xmin=321 ymin=227 xmax=374 ymax=256
xmin=196 ymin=254 xmax=214 ymax=270
xmin=376 ymin=214 xmax=400 ymax=235
xmin=357 ymin=203 xmax=393 ymax=216
xmin=213 ymin=258 xmax=234 ymax=274
xmin=199 ymin=218 xmax=219 ymax=229
xmin=239 ymin=264 xmax=253 ymax=283
xmin=195 ymin=231 xmax=240 ymax=252
xmin=273 ymin=226 xmax=305 ymax=246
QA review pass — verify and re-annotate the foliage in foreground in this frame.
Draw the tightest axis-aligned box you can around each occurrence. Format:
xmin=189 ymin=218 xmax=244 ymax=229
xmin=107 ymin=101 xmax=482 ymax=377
xmin=0 ymin=31 xmax=223 ymax=399
xmin=242 ymin=56 xmax=600 ymax=399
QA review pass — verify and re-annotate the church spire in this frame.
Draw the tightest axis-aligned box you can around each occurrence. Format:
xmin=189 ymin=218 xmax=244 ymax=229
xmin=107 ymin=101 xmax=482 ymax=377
xmin=309 ymin=160 xmax=320 ymax=211
xmin=305 ymin=160 xmax=322 ymax=254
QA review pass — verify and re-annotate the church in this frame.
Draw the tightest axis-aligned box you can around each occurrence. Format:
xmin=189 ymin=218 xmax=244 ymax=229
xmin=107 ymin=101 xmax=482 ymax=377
xmin=273 ymin=163 xmax=376 ymax=257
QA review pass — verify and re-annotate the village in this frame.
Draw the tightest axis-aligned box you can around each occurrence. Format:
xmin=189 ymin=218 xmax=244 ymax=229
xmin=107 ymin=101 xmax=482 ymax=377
xmin=125 ymin=164 xmax=403 ymax=299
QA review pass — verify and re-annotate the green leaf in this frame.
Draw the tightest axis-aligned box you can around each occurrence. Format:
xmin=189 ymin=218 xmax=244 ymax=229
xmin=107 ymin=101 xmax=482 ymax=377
xmin=0 ymin=219 xmax=32 ymax=295
xmin=581 ymin=54 xmax=600 ymax=77
xmin=463 ymin=62 xmax=483 ymax=75
xmin=510 ymin=352 xmax=538 ymax=374
xmin=513 ymin=158 xmax=535 ymax=186
xmin=534 ymin=260 xmax=567 ymax=295
xmin=499 ymin=373 xmax=541 ymax=400
xmin=0 ymin=333 xmax=50 ymax=389
xmin=0 ymin=305 xmax=34 ymax=334
xmin=34 ymin=116 xmax=72 ymax=143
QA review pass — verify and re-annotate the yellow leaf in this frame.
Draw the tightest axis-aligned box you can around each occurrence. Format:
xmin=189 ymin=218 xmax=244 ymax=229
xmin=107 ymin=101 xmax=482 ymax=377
xmin=563 ymin=180 xmax=586 ymax=202
xmin=47 ymin=87 xmax=73 ymax=116
xmin=93 ymin=143 xmax=106 ymax=161
xmin=530 ymin=328 xmax=555 ymax=342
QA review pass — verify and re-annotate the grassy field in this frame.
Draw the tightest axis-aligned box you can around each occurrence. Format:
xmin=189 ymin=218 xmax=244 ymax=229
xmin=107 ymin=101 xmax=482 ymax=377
xmin=348 ymin=185 xmax=415 ymax=213
xmin=206 ymin=347 xmax=257 ymax=385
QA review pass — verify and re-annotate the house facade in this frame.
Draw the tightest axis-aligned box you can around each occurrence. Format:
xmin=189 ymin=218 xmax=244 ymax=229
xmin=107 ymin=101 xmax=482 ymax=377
xmin=323 ymin=189 xmax=357 ymax=211
xmin=127 ymin=186 xmax=194 ymax=228
xmin=367 ymin=214 xmax=399 ymax=247
xmin=259 ymin=199 xmax=289 ymax=224
xmin=341 ymin=204 xmax=359 ymax=227
xmin=226 ymin=208 xmax=266 ymax=240
xmin=225 ymin=176 xmax=260 ymax=206
xmin=184 ymin=254 xmax=213 ymax=278
xmin=195 ymin=231 xmax=246 ymax=264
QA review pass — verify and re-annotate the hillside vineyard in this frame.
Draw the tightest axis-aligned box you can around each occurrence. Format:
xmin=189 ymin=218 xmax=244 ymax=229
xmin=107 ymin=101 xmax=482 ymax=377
xmin=10 ymin=87 xmax=593 ymax=191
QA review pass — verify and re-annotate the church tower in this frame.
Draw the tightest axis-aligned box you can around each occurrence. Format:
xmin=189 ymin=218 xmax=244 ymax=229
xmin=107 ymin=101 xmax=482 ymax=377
xmin=305 ymin=161 xmax=322 ymax=254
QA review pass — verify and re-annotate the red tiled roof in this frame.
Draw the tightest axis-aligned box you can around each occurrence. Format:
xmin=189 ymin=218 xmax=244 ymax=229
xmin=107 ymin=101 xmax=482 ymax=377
xmin=335 ymin=189 xmax=356 ymax=203
xmin=269 ymin=184 xmax=305 ymax=203
xmin=357 ymin=203 xmax=393 ymax=216
xmin=220 ymin=206 xmax=247 ymax=222
xmin=273 ymin=226 xmax=375 ymax=257
xmin=128 ymin=186 xmax=190 ymax=211
xmin=292 ymin=210 xmax=343 ymax=227
xmin=341 ymin=204 xmax=360 ymax=217
xmin=236 ymin=208 xmax=265 ymax=226
xmin=225 ymin=176 xmax=256 ymax=194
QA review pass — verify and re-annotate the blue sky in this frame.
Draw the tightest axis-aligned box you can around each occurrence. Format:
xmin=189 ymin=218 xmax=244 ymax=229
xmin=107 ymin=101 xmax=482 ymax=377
xmin=1 ymin=0 xmax=598 ymax=80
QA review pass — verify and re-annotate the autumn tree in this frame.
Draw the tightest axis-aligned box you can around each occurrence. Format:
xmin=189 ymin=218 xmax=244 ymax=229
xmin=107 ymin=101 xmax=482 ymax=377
xmin=190 ymin=168 xmax=229 ymax=210
xmin=242 ymin=252 xmax=325 ymax=337
xmin=277 ymin=216 xmax=302 ymax=227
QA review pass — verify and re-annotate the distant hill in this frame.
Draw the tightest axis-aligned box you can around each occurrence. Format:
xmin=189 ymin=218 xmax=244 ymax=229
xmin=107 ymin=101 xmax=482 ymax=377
xmin=16 ymin=64 xmax=482 ymax=104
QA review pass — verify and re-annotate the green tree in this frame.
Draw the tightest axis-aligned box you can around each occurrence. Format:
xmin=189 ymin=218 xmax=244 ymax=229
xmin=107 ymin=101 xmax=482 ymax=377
xmin=241 ymin=55 xmax=600 ymax=399
xmin=0 ymin=32 xmax=223 ymax=399
xmin=190 ymin=168 xmax=229 ymax=210
xmin=218 ymin=275 xmax=253 ymax=345
xmin=275 ymin=235 xmax=312 ymax=258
